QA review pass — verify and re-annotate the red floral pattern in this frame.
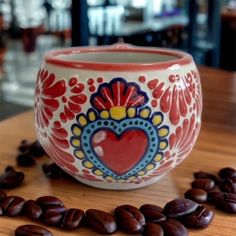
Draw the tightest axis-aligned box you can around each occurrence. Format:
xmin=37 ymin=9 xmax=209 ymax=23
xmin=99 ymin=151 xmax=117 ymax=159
xmin=41 ymin=121 xmax=79 ymax=173
xmin=59 ymin=77 xmax=87 ymax=122
xmin=147 ymin=70 xmax=201 ymax=125
xmin=35 ymin=69 xmax=66 ymax=128
xmin=169 ymin=114 xmax=200 ymax=164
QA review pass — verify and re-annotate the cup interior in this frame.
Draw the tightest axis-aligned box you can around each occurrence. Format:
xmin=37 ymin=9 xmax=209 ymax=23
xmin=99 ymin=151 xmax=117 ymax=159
xmin=57 ymin=51 xmax=179 ymax=64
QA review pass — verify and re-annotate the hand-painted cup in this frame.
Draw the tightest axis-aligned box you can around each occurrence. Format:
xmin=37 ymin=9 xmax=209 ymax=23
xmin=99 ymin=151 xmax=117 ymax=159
xmin=35 ymin=43 xmax=202 ymax=190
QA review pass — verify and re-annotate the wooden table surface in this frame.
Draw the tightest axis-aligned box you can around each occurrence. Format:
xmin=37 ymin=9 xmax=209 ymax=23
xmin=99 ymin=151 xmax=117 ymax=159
xmin=0 ymin=66 xmax=236 ymax=235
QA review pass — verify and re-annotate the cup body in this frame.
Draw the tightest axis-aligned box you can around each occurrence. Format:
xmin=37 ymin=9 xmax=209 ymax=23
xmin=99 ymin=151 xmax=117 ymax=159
xmin=35 ymin=44 xmax=202 ymax=189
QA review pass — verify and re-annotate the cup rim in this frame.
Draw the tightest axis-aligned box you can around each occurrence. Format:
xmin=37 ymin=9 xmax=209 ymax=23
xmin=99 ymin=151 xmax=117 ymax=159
xmin=44 ymin=44 xmax=193 ymax=71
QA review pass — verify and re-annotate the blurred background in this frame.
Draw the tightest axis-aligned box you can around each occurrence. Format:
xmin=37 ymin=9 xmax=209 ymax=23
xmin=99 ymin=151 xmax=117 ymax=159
xmin=0 ymin=0 xmax=235 ymax=120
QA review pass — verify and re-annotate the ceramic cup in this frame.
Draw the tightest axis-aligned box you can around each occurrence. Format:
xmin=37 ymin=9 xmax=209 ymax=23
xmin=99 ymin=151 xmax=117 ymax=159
xmin=35 ymin=43 xmax=202 ymax=190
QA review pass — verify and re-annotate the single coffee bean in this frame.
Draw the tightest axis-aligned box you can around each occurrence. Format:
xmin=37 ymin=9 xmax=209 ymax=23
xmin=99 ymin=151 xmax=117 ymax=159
xmin=17 ymin=153 xmax=36 ymax=167
xmin=18 ymin=140 xmax=30 ymax=153
xmin=231 ymin=176 xmax=236 ymax=182
xmin=139 ymin=204 xmax=166 ymax=222
xmin=191 ymin=178 xmax=215 ymax=191
xmin=24 ymin=200 xmax=42 ymax=220
xmin=213 ymin=192 xmax=236 ymax=213
xmin=2 ymin=196 xmax=25 ymax=216
xmin=42 ymin=163 xmax=64 ymax=179
xmin=160 ymin=219 xmax=188 ymax=236
xmin=219 ymin=167 xmax=236 ymax=180
xmin=207 ymin=191 xmax=224 ymax=204
xmin=194 ymin=171 xmax=213 ymax=179
xmin=60 ymin=208 xmax=84 ymax=230
xmin=115 ymin=204 xmax=145 ymax=234
xmin=184 ymin=188 xmax=208 ymax=203
xmin=86 ymin=209 xmax=116 ymax=234
xmin=36 ymin=196 xmax=64 ymax=208
xmin=28 ymin=141 xmax=45 ymax=157
xmin=180 ymin=205 xmax=214 ymax=228
xmin=164 ymin=198 xmax=198 ymax=218
xmin=42 ymin=211 xmax=63 ymax=225
xmin=43 ymin=205 xmax=66 ymax=214
xmin=142 ymin=222 xmax=164 ymax=236
xmin=220 ymin=179 xmax=236 ymax=194
xmin=0 ymin=190 xmax=6 ymax=201
xmin=0 ymin=170 xmax=24 ymax=189
xmin=15 ymin=224 xmax=53 ymax=236
xmin=5 ymin=166 xmax=15 ymax=172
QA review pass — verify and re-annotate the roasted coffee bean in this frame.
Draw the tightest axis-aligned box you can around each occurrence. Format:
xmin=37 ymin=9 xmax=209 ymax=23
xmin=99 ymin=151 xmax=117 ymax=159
xmin=213 ymin=192 xmax=236 ymax=213
xmin=36 ymin=196 xmax=64 ymax=208
xmin=86 ymin=209 xmax=116 ymax=234
xmin=60 ymin=208 xmax=84 ymax=230
xmin=220 ymin=179 xmax=236 ymax=194
xmin=42 ymin=211 xmax=63 ymax=225
xmin=28 ymin=141 xmax=45 ymax=157
xmin=15 ymin=224 xmax=53 ymax=236
xmin=42 ymin=163 xmax=64 ymax=179
xmin=5 ymin=166 xmax=15 ymax=172
xmin=0 ymin=170 xmax=24 ymax=189
xmin=115 ymin=204 xmax=145 ymax=234
xmin=218 ymin=167 xmax=236 ymax=180
xmin=142 ymin=222 xmax=164 ymax=236
xmin=24 ymin=200 xmax=42 ymax=220
xmin=191 ymin=178 xmax=215 ymax=191
xmin=164 ymin=198 xmax=198 ymax=218
xmin=194 ymin=171 xmax=220 ymax=184
xmin=17 ymin=153 xmax=36 ymax=167
xmin=43 ymin=205 xmax=66 ymax=214
xmin=0 ymin=190 xmax=6 ymax=201
xmin=184 ymin=188 xmax=208 ymax=203
xmin=194 ymin=171 xmax=213 ymax=179
xmin=18 ymin=140 xmax=30 ymax=153
xmin=2 ymin=196 xmax=25 ymax=216
xmin=139 ymin=204 xmax=166 ymax=222
xmin=207 ymin=191 xmax=224 ymax=204
xmin=180 ymin=205 xmax=214 ymax=228
xmin=160 ymin=219 xmax=188 ymax=236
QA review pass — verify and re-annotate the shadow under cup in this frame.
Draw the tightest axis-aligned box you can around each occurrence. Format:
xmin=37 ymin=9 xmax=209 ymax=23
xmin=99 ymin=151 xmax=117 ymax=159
xmin=35 ymin=44 xmax=202 ymax=190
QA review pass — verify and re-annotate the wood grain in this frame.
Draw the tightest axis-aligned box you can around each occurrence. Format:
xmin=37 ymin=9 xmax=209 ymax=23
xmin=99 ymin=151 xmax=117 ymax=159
xmin=0 ymin=66 xmax=235 ymax=235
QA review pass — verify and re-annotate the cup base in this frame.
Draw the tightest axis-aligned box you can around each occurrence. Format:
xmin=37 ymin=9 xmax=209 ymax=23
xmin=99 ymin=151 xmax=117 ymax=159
xmin=75 ymin=174 xmax=165 ymax=190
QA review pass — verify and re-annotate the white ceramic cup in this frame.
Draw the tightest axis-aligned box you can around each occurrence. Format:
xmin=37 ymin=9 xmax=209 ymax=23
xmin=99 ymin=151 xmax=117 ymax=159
xmin=35 ymin=43 xmax=202 ymax=190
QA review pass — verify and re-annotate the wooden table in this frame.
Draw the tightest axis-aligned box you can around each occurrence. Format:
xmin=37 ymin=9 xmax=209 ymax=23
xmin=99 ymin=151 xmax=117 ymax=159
xmin=0 ymin=66 xmax=235 ymax=235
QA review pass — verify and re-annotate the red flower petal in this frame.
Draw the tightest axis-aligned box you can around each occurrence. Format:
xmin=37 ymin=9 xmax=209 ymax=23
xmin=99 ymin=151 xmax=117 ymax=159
xmin=64 ymin=106 xmax=75 ymax=120
xmin=68 ymin=101 xmax=81 ymax=113
xmin=51 ymin=127 xmax=68 ymax=139
xmin=71 ymin=83 xmax=85 ymax=93
xmin=43 ymin=80 xmax=66 ymax=98
xmin=42 ymin=98 xmax=59 ymax=112
xmin=70 ymin=94 xmax=87 ymax=104
xmin=43 ymin=73 xmax=56 ymax=88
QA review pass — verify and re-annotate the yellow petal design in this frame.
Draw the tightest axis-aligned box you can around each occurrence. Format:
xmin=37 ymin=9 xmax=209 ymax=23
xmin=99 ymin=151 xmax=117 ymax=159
xmin=140 ymin=108 xmax=151 ymax=118
xmin=110 ymin=106 xmax=126 ymax=120
xmin=78 ymin=115 xmax=87 ymax=126
xmin=127 ymin=107 xmax=136 ymax=118
xmin=88 ymin=111 xmax=96 ymax=121
xmin=83 ymin=161 xmax=94 ymax=169
xmin=152 ymin=114 xmax=163 ymax=126
xmin=100 ymin=110 xmax=110 ymax=119
xmin=75 ymin=150 xmax=84 ymax=159
xmin=72 ymin=126 xmax=81 ymax=136
xmin=158 ymin=127 xmax=169 ymax=137
xmin=159 ymin=141 xmax=167 ymax=150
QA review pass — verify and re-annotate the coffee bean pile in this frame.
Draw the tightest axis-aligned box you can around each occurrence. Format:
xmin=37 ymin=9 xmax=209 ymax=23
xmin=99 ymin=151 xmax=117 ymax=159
xmin=0 ymin=140 xmax=235 ymax=235
xmin=184 ymin=168 xmax=236 ymax=214
xmin=16 ymin=140 xmax=46 ymax=167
